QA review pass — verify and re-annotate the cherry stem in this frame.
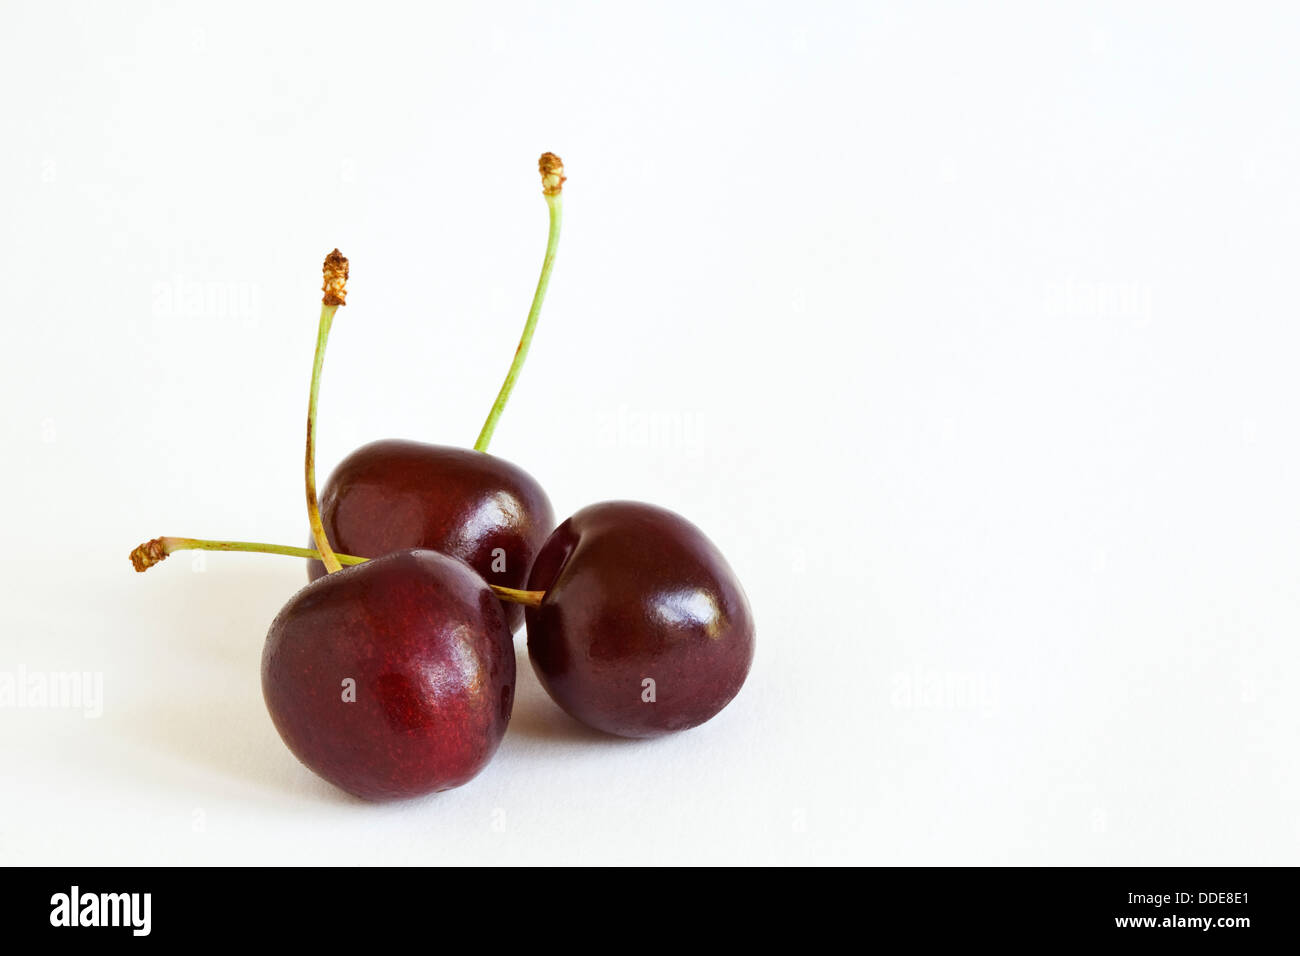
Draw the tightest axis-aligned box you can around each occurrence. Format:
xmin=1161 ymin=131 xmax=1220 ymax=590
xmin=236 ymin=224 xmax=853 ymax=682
xmin=128 ymin=536 xmax=546 ymax=607
xmin=473 ymin=153 xmax=565 ymax=453
xmin=307 ymin=250 xmax=349 ymax=573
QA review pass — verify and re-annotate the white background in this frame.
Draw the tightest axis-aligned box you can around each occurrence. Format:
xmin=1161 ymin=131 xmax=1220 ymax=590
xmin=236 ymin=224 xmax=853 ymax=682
xmin=2 ymin=1 xmax=1298 ymax=865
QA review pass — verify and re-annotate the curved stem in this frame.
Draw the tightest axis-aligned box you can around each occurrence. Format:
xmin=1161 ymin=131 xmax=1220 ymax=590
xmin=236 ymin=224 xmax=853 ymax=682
xmin=129 ymin=536 xmax=546 ymax=607
xmin=306 ymin=302 xmax=342 ymax=573
xmin=474 ymin=189 xmax=563 ymax=452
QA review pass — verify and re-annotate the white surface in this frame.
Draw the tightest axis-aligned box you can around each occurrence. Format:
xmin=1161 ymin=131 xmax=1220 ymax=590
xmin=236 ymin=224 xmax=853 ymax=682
xmin=2 ymin=1 xmax=1298 ymax=866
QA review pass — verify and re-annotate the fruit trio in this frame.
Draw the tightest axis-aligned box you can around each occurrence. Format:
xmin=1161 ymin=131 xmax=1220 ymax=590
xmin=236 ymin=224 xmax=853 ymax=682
xmin=131 ymin=154 xmax=755 ymax=800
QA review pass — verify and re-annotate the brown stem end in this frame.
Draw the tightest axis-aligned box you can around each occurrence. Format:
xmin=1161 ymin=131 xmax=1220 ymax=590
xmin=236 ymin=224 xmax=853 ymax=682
xmin=539 ymin=153 xmax=565 ymax=196
xmin=130 ymin=537 xmax=170 ymax=572
xmin=322 ymin=249 xmax=349 ymax=306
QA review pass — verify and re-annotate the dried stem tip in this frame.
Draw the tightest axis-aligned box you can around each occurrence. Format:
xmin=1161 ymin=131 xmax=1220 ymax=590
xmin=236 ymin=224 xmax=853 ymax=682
xmin=322 ymin=249 xmax=349 ymax=306
xmin=539 ymin=153 xmax=566 ymax=196
xmin=130 ymin=537 xmax=170 ymax=572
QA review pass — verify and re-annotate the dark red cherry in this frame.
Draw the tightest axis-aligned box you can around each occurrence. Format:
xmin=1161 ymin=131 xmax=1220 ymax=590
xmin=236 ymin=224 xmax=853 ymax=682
xmin=264 ymin=548 xmax=515 ymax=800
xmin=307 ymin=440 xmax=554 ymax=631
xmin=525 ymin=501 xmax=754 ymax=738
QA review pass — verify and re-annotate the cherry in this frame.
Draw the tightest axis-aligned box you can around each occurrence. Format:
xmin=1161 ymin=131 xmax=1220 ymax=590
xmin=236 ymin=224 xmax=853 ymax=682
xmin=307 ymin=154 xmax=566 ymax=629
xmin=524 ymin=501 xmax=755 ymax=738
xmin=306 ymin=441 xmax=552 ymax=632
xmin=131 ymin=534 xmax=535 ymax=799
xmin=264 ymin=547 xmax=515 ymax=800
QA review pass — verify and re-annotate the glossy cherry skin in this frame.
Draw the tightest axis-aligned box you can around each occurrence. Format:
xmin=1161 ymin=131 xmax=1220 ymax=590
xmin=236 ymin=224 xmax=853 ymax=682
xmin=307 ymin=439 xmax=554 ymax=631
xmin=525 ymin=501 xmax=755 ymax=738
xmin=264 ymin=548 xmax=515 ymax=800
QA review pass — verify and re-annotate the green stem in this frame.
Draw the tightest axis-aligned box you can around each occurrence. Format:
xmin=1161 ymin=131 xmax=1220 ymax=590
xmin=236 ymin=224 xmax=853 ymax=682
xmin=128 ymin=536 xmax=545 ymax=607
xmin=306 ymin=302 xmax=342 ymax=573
xmin=163 ymin=537 xmax=365 ymax=565
xmin=474 ymin=188 xmax=563 ymax=452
